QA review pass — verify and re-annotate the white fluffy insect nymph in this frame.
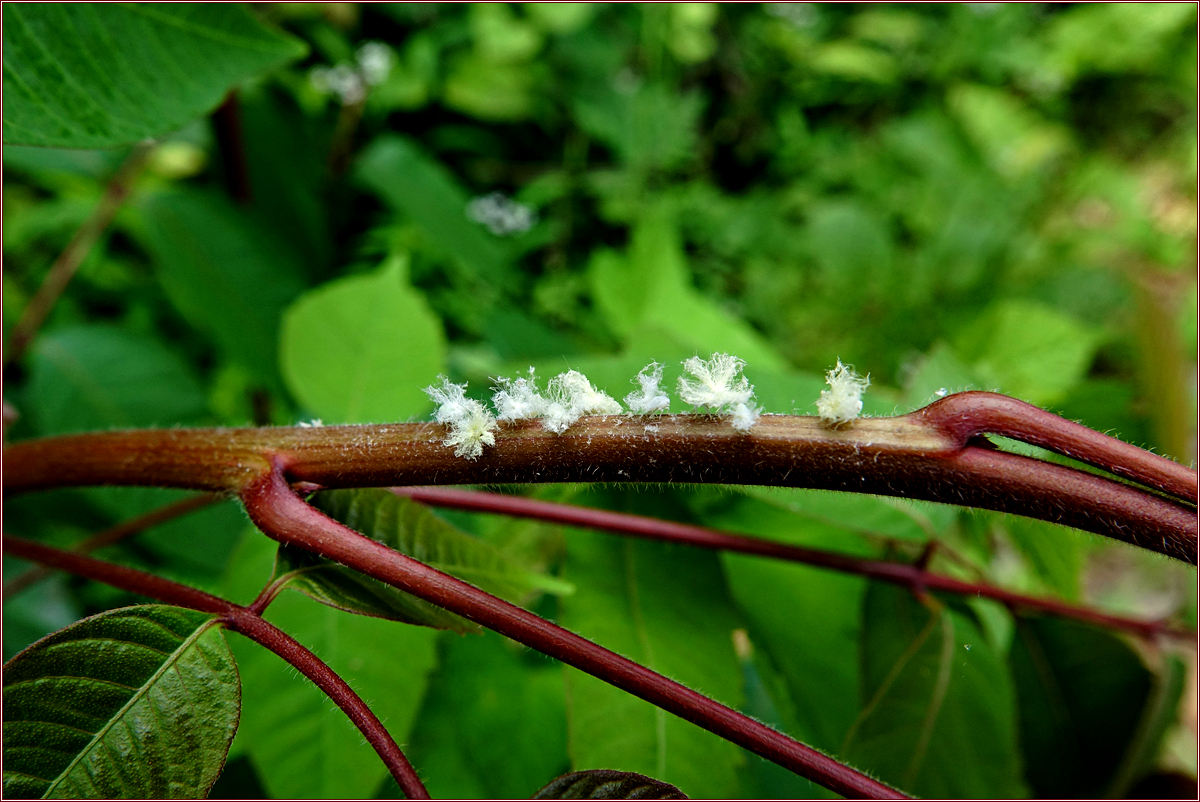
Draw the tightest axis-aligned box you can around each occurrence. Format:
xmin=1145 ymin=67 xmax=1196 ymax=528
xmin=678 ymin=353 xmax=761 ymax=432
xmin=542 ymin=370 xmax=623 ymax=433
xmin=492 ymin=367 xmax=550 ymax=421
xmin=425 ymin=375 xmax=497 ymax=459
xmin=625 ymin=362 xmax=670 ymax=415
xmin=816 ymin=360 xmax=870 ymax=426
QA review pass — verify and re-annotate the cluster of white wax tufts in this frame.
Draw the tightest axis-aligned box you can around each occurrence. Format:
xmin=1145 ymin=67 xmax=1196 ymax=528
xmin=424 ymin=354 xmax=870 ymax=458
xmin=424 ymin=375 xmax=497 ymax=459
xmin=677 ymin=353 xmax=760 ymax=432
xmin=816 ymin=359 xmax=870 ymax=426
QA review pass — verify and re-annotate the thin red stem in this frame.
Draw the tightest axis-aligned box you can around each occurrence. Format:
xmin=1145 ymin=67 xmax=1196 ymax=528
xmin=4 ymin=143 xmax=154 ymax=366
xmin=390 ymin=487 xmax=1195 ymax=642
xmin=240 ymin=464 xmax=908 ymax=800
xmin=916 ymin=391 xmax=1198 ymax=503
xmin=3 ymin=493 xmax=221 ymax=600
xmin=1 ymin=535 xmax=430 ymax=800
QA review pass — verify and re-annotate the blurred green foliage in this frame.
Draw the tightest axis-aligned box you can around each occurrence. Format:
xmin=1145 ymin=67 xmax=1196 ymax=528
xmin=4 ymin=3 xmax=1196 ymax=798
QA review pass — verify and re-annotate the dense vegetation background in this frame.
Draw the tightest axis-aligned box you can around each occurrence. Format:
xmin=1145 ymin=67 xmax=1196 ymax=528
xmin=3 ymin=3 xmax=1196 ymax=798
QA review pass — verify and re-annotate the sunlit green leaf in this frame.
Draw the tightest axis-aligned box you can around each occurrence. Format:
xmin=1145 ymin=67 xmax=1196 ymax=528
xmin=279 ymin=257 xmax=446 ymax=424
xmin=3 ymin=605 xmax=239 ymax=799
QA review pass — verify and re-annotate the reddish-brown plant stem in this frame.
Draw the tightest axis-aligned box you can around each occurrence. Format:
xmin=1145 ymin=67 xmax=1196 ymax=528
xmin=6 ymin=411 xmax=1195 ymax=562
xmin=916 ymin=391 xmax=1197 ymax=503
xmin=240 ymin=464 xmax=908 ymax=800
xmin=390 ymin=486 xmax=1196 ymax=642
xmin=4 ymin=142 xmax=154 ymax=366
xmin=212 ymin=91 xmax=252 ymax=205
xmin=1 ymin=535 xmax=431 ymax=800
xmin=3 ymin=493 xmax=221 ymax=601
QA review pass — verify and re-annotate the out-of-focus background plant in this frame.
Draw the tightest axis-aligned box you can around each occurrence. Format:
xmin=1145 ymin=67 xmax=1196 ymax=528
xmin=4 ymin=3 xmax=1196 ymax=798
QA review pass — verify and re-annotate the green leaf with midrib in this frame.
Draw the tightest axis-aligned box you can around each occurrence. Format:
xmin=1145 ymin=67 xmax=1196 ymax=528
xmin=286 ymin=489 xmax=573 ymax=633
xmin=3 ymin=4 xmax=307 ymax=148
xmin=3 ymin=605 xmax=240 ymax=799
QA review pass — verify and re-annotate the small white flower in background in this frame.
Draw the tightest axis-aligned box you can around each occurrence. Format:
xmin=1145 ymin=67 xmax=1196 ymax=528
xmin=297 ymin=418 xmax=324 ymax=428
xmin=425 ymin=375 xmax=497 ymax=459
xmin=466 ymin=192 xmax=538 ymax=236
xmin=625 ymin=362 xmax=671 ymax=415
xmin=542 ymin=370 xmax=623 ymax=434
xmin=309 ymin=63 xmax=366 ymax=105
xmin=816 ymin=360 xmax=870 ymax=426
xmin=678 ymin=353 xmax=760 ymax=431
xmin=492 ymin=368 xmax=550 ymax=421
xmin=356 ymin=41 xmax=394 ymax=86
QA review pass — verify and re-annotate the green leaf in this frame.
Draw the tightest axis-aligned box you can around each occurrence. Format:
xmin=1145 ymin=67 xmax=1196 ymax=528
xmin=559 ymin=530 xmax=745 ymax=799
xmin=279 ymin=256 xmax=446 ymax=423
xmin=3 ymin=4 xmax=306 ymax=148
xmin=534 ymin=769 xmax=687 ymax=799
xmin=3 ymin=605 xmax=239 ymax=799
xmin=26 ymin=324 xmax=209 ymax=435
xmin=285 ymin=488 xmax=572 ymax=633
xmin=355 ymin=135 xmax=512 ymax=281
xmin=587 ymin=206 xmax=788 ymax=371
xmin=954 ymin=298 xmax=1101 ymax=406
xmin=405 ymin=629 xmax=569 ymax=799
xmin=709 ymin=498 xmax=870 ymax=756
xmin=138 ymin=189 xmax=306 ymax=392
xmin=225 ymin=577 xmax=438 ymax=799
xmin=1009 ymin=616 xmax=1154 ymax=797
xmin=844 ymin=584 xmax=1027 ymax=797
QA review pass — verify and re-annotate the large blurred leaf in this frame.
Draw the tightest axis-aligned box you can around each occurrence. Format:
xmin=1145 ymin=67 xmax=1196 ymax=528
xmin=2 ymin=4 xmax=306 ymax=148
xmin=139 ymin=189 xmax=306 ymax=392
xmin=26 ymin=324 xmax=209 ymax=435
xmin=279 ymin=256 xmax=446 ymax=423
xmin=559 ymin=530 xmax=746 ymax=799
xmin=355 ymin=135 xmax=511 ymax=280
xmin=3 ymin=605 xmax=239 ymax=799
xmin=708 ymin=498 xmax=871 ymax=756
xmin=405 ymin=629 xmax=570 ymax=799
xmin=1009 ymin=616 xmax=1155 ymax=797
xmin=588 ymin=207 xmax=787 ymax=371
xmin=954 ymin=298 xmax=1102 ymax=406
xmin=844 ymin=584 xmax=1027 ymax=797
xmin=574 ymin=83 xmax=704 ymax=174
xmin=290 ymin=488 xmax=572 ymax=633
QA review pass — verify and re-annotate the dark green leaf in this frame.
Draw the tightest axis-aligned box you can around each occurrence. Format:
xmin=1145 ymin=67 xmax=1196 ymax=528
xmin=534 ymin=769 xmax=688 ymax=799
xmin=1009 ymin=615 xmax=1154 ymax=797
xmin=26 ymin=325 xmax=209 ymax=436
xmin=138 ymin=188 xmax=306 ymax=392
xmin=3 ymin=605 xmax=239 ymax=799
xmin=559 ymin=530 xmax=745 ymax=799
xmin=844 ymin=583 xmax=1027 ymax=797
xmin=279 ymin=257 xmax=447 ymax=423
xmin=285 ymin=488 xmax=572 ymax=632
xmin=2 ymin=4 xmax=305 ymax=148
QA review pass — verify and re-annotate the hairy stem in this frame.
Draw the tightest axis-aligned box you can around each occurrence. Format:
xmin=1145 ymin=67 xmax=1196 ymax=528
xmin=4 ymin=142 xmax=154 ymax=366
xmin=391 ymin=486 xmax=1195 ymax=641
xmin=2 ymin=535 xmax=430 ymax=800
xmin=5 ymin=405 xmax=1195 ymax=562
xmin=241 ymin=464 xmax=907 ymax=800
xmin=3 ymin=493 xmax=221 ymax=600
